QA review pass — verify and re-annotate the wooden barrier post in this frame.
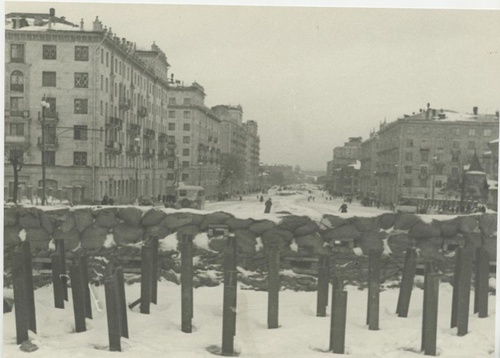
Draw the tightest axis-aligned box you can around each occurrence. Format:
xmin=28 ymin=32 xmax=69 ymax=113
xmin=69 ymin=263 xmax=86 ymax=333
xmin=221 ymin=234 xmax=238 ymax=356
xmin=450 ymin=247 xmax=462 ymax=328
xmin=11 ymin=251 xmax=29 ymax=344
xmin=21 ymin=241 xmax=36 ymax=333
xmin=140 ymin=240 xmax=153 ymax=314
xmin=421 ymin=262 xmax=434 ymax=351
xmin=55 ymin=239 xmax=68 ymax=301
xmin=151 ymin=237 xmax=159 ymax=305
xmin=475 ymin=247 xmax=489 ymax=318
xmin=51 ymin=254 xmax=65 ymax=309
xmin=329 ymin=287 xmax=348 ymax=354
xmin=396 ymin=248 xmax=416 ymax=317
xmin=114 ymin=267 xmax=129 ymax=339
xmin=78 ymin=255 xmax=92 ymax=319
xmin=267 ymin=242 xmax=280 ymax=329
xmin=457 ymin=248 xmax=473 ymax=336
xmin=181 ymin=234 xmax=194 ymax=333
xmin=421 ymin=272 xmax=440 ymax=356
xmin=367 ymin=250 xmax=380 ymax=330
xmin=104 ymin=274 xmax=121 ymax=352
xmin=316 ymin=255 xmax=330 ymax=317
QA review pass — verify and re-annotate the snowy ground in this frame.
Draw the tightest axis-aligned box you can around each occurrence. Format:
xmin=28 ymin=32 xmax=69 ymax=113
xmin=2 ymin=280 xmax=496 ymax=357
xmin=3 ymin=187 xmax=497 ymax=356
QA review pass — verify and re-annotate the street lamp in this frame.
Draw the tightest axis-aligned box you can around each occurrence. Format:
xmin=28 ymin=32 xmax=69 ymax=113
xmin=40 ymin=97 xmax=50 ymax=206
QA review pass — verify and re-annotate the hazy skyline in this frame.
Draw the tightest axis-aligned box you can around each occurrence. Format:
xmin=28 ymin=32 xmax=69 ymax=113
xmin=5 ymin=1 xmax=500 ymax=171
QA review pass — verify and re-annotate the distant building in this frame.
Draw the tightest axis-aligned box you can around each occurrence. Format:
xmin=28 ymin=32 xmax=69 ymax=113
xmin=328 ymin=137 xmax=362 ymax=195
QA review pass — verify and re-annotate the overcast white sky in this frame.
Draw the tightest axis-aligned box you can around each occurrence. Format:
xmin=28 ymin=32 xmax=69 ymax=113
xmin=5 ymin=1 xmax=500 ymax=171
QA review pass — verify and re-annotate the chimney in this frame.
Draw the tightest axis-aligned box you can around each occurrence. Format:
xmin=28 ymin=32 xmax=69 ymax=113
xmin=49 ymin=8 xmax=55 ymax=17
xmin=93 ymin=16 xmax=103 ymax=31
xmin=80 ymin=18 xmax=84 ymax=30
xmin=473 ymin=106 xmax=478 ymax=115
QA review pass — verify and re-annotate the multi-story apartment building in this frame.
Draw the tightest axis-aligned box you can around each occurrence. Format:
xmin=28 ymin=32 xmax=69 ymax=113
xmin=359 ymin=131 xmax=379 ymax=199
xmin=243 ymin=120 xmax=260 ymax=192
xmin=5 ymin=9 xmax=173 ymax=204
xmin=166 ymin=82 xmax=221 ymax=199
xmin=375 ymin=106 xmax=499 ymax=205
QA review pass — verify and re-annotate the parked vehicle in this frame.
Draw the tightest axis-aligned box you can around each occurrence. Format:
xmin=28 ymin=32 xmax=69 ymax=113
xmin=176 ymin=185 xmax=205 ymax=210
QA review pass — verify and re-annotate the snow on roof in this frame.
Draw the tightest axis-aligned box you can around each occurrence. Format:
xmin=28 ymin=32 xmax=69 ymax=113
xmin=5 ymin=18 xmax=80 ymax=31
xmin=489 ymin=138 xmax=499 ymax=144
xmin=348 ymin=160 xmax=361 ymax=170
xmin=466 ymin=170 xmax=486 ymax=175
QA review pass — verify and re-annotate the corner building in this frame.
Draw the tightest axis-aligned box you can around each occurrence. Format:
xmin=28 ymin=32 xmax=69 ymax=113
xmin=5 ymin=9 xmax=172 ymax=203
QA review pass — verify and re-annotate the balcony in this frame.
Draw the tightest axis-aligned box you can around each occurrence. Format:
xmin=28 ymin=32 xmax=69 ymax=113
xmin=158 ymin=149 xmax=168 ymax=158
xmin=37 ymin=137 xmax=59 ymax=149
xmin=126 ymin=144 xmax=141 ymax=156
xmin=137 ymin=106 xmax=147 ymax=118
xmin=5 ymin=134 xmax=30 ymax=147
xmin=38 ymin=111 xmax=59 ymax=122
xmin=158 ymin=132 xmax=167 ymax=142
xmin=142 ymin=148 xmax=155 ymax=158
xmin=127 ymin=122 xmax=141 ymax=135
xmin=119 ymin=98 xmax=131 ymax=111
xmin=106 ymin=117 xmax=123 ymax=130
xmin=144 ymin=128 xmax=155 ymax=138
xmin=105 ymin=141 xmax=123 ymax=154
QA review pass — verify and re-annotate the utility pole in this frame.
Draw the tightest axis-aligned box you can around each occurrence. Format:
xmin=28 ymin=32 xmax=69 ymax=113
xmin=40 ymin=97 xmax=50 ymax=206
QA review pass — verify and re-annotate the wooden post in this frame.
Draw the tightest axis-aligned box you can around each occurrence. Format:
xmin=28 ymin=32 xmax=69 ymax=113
xmin=316 ymin=255 xmax=330 ymax=317
xmin=221 ymin=235 xmax=237 ymax=356
xmin=422 ymin=273 xmax=440 ymax=356
xmin=457 ymin=248 xmax=473 ymax=336
xmin=140 ymin=241 xmax=153 ymax=314
xmin=329 ymin=288 xmax=347 ymax=354
xmin=267 ymin=243 xmax=280 ymax=329
xmin=69 ymin=264 xmax=86 ymax=333
xmin=396 ymin=248 xmax=416 ymax=317
xmin=114 ymin=267 xmax=129 ymax=338
xmin=474 ymin=248 xmax=480 ymax=314
xmin=421 ymin=262 xmax=434 ymax=351
xmin=181 ymin=234 xmax=194 ymax=333
xmin=55 ymin=239 xmax=68 ymax=301
xmin=451 ymin=247 xmax=462 ymax=328
xmin=104 ymin=276 xmax=121 ymax=352
xmin=150 ymin=237 xmax=159 ymax=305
xmin=51 ymin=254 xmax=65 ymax=309
xmin=21 ymin=241 xmax=36 ymax=333
xmin=78 ymin=256 xmax=92 ymax=319
xmin=367 ymin=250 xmax=380 ymax=330
xmin=476 ymin=247 xmax=489 ymax=318
xmin=11 ymin=251 xmax=29 ymax=344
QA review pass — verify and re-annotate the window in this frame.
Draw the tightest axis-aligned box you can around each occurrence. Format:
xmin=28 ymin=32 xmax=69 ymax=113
xmin=452 ymin=152 xmax=460 ymax=162
xmin=10 ymin=97 xmax=25 ymax=116
xmin=45 ymin=125 xmax=57 ymax=144
xmin=169 ymin=98 xmax=176 ymax=105
xmin=42 ymin=71 xmax=56 ymax=87
xmin=468 ymin=141 xmax=475 ymax=149
xmin=183 ymin=98 xmax=191 ymax=105
xmin=183 ymin=136 xmax=190 ymax=144
xmin=452 ymin=140 xmax=460 ymax=149
xmin=11 ymin=44 xmax=25 ymax=63
xmin=406 ymin=139 xmax=413 ymax=147
xmin=167 ymin=172 xmax=174 ymax=180
xmin=182 ymin=173 xmax=189 ymax=181
xmin=183 ymin=148 xmax=190 ymax=156
xmin=74 ymin=73 xmax=89 ymax=88
xmin=167 ymin=161 xmax=175 ymax=169
xmin=10 ymin=71 xmax=24 ymax=92
xmin=420 ymin=166 xmax=428 ymax=175
xmin=168 ymin=110 xmax=176 ymax=118
xmin=168 ymin=123 xmax=176 ymax=130
xmin=404 ymin=166 xmax=412 ymax=174
xmin=45 ymin=97 xmax=57 ymax=118
xmin=73 ymin=152 xmax=87 ymax=166
xmin=182 ymin=161 xmax=189 ymax=168
xmin=421 ymin=151 xmax=429 ymax=162
xmin=167 ymin=135 xmax=175 ymax=143
xmin=42 ymin=45 xmax=57 ymax=59
xmin=183 ymin=123 xmax=191 ymax=131
xmin=44 ymin=151 xmax=56 ymax=166
xmin=9 ymin=123 xmax=25 ymax=136
xmin=75 ymin=46 xmax=89 ymax=61
xmin=435 ymin=180 xmax=442 ymax=188
xmin=468 ymin=129 xmax=476 ymax=136
xmin=405 ymin=152 xmax=413 ymax=161
xmin=484 ymin=129 xmax=492 ymax=137
xmin=403 ymin=179 xmax=412 ymax=187
xmin=183 ymin=111 xmax=191 ymax=119
xmin=74 ymin=125 xmax=88 ymax=140
xmin=74 ymin=99 xmax=89 ymax=114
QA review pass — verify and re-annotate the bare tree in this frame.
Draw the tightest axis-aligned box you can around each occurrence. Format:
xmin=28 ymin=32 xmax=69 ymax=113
xmin=5 ymin=146 xmax=30 ymax=203
xmin=219 ymin=153 xmax=244 ymax=192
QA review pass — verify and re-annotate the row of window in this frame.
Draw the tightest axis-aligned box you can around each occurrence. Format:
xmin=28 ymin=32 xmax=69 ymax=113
xmin=407 ymin=126 xmax=492 ymax=137
xmin=42 ymin=151 xmax=87 ymax=166
xmin=11 ymin=44 xmax=89 ymax=63
xmin=402 ymin=179 xmax=443 ymax=188
xmin=404 ymin=149 xmax=480 ymax=163
xmin=169 ymin=110 xmax=191 ymax=119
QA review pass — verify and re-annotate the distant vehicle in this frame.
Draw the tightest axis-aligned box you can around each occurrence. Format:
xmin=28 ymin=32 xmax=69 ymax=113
xmin=395 ymin=204 xmax=418 ymax=213
xmin=176 ymin=185 xmax=205 ymax=209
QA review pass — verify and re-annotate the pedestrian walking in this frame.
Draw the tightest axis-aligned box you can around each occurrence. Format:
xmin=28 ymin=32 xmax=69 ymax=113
xmin=339 ymin=203 xmax=348 ymax=213
xmin=264 ymin=198 xmax=273 ymax=213
xmin=260 ymin=195 xmax=264 ymax=203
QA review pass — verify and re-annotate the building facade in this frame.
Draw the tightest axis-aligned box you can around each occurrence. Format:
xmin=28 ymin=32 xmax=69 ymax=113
xmin=5 ymin=10 xmax=173 ymax=204
xmin=243 ymin=120 xmax=260 ymax=192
